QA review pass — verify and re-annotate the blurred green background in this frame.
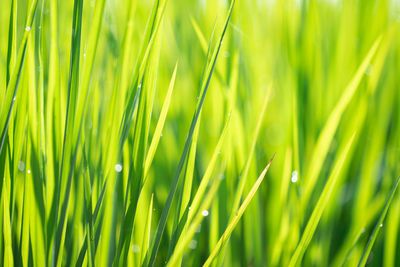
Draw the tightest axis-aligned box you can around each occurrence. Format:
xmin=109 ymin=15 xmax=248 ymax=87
xmin=1 ymin=0 xmax=400 ymax=266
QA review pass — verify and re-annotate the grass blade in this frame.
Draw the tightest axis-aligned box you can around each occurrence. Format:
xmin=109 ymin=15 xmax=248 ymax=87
xmin=0 ymin=0 xmax=38 ymax=156
xmin=167 ymin=172 xmax=224 ymax=267
xmin=144 ymin=62 xmax=178 ymax=179
xmin=357 ymin=175 xmax=400 ymax=267
xmin=51 ymin=0 xmax=84 ymax=265
xmin=140 ymin=194 xmax=154 ymax=266
xmin=289 ymin=134 xmax=356 ymax=267
xmin=301 ymin=36 xmax=382 ymax=209
xmin=203 ymin=155 xmax=274 ymax=267
xmin=147 ymin=1 xmax=236 ymax=265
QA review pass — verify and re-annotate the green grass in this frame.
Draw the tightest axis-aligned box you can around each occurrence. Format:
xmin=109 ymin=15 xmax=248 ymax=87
xmin=1 ymin=0 xmax=400 ymax=266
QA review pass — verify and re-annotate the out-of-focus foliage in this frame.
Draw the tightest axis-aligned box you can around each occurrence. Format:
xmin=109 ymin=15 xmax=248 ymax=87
xmin=1 ymin=0 xmax=400 ymax=266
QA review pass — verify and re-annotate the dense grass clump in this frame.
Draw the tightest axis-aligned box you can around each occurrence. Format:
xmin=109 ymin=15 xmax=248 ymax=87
xmin=1 ymin=0 xmax=400 ymax=266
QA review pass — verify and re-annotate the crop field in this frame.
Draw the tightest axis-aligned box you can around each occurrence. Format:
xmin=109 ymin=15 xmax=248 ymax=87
xmin=1 ymin=0 xmax=400 ymax=266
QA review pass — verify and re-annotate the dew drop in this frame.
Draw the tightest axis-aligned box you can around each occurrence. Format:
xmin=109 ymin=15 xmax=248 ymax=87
xmin=13 ymin=97 xmax=16 ymax=101
xmin=188 ymin=206 xmax=192 ymax=210
xmin=188 ymin=240 xmax=198 ymax=249
xmin=25 ymin=26 xmax=31 ymax=31
xmin=222 ymin=51 xmax=230 ymax=58
xmin=291 ymin=170 xmax=298 ymax=183
xmin=202 ymin=210 xmax=209 ymax=217
xmin=27 ymin=170 xmax=31 ymax=174
xmin=195 ymin=224 xmax=201 ymax=233
xmin=228 ymin=112 xmax=231 ymax=116
xmin=218 ymin=151 xmax=221 ymax=155
xmin=18 ymin=161 xmax=25 ymax=171
xmin=115 ymin=164 xmax=123 ymax=173
xmin=131 ymin=244 xmax=140 ymax=253
xmin=365 ymin=63 xmax=373 ymax=76
xmin=160 ymin=133 xmax=163 ymax=137
xmin=380 ymin=223 xmax=383 ymax=228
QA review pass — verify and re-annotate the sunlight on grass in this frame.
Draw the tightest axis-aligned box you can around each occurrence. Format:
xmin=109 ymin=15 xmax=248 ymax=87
xmin=1 ymin=0 xmax=400 ymax=266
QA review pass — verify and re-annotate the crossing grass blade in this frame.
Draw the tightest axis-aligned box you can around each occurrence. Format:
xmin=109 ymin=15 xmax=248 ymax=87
xmin=144 ymin=62 xmax=178 ymax=180
xmin=165 ymin=116 xmax=231 ymax=266
xmin=230 ymin=84 xmax=272 ymax=217
xmin=116 ymin=23 xmax=162 ymax=266
xmin=0 ymin=0 xmax=38 ymax=157
xmin=74 ymin=0 xmax=106 ymax=140
xmin=190 ymin=16 xmax=208 ymax=52
xmin=167 ymin=171 xmax=224 ymax=267
xmin=301 ymin=36 xmax=382 ymax=209
xmin=187 ymin=115 xmax=231 ymax=225
xmin=0 ymin=3 xmax=38 ymax=265
xmin=147 ymin=2 xmax=236 ymax=266
xmin=213 ymin=85 xmax=272 ymax=265
xmin=167 ymin=113 xmax=230 ymax=263
xmin=167 ymin=112 xmax=201 ymax=260
xmin=74 ymin=178 xmax=108 ymax=267
xmin=51 ymin=0 xmax=84 ymax=266
xmin=118 ymin=0 xmax=168 ymax=150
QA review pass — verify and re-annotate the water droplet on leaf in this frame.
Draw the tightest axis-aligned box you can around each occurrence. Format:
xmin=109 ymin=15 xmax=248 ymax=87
xmin=188 ymin=240 xmax=198 ymax=249
xmin=202 ymin=210 xmax=209 ymax=217
xmin=291 ymin=170 xmax=298 ymax=183
xmin=196 ymin=224 xmax=201 ymax=233
xmin=115 ymin=164 xmax=123 ymax=172
xmin=131 ymin=244 xmax=140 ymax=253
xmin=18 ymin=161 xmax=25 ymax=171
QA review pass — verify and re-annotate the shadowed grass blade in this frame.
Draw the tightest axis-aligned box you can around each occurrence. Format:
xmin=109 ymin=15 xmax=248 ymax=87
xmin=74 ymin=179 xmax=108 ymax=267
xmin=51 ymin=0 xmax=84 ymax=265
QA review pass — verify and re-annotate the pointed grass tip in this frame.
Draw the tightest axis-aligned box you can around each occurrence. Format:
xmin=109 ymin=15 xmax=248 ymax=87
xmin=262 ymin=152 xmax=276 ymax=174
